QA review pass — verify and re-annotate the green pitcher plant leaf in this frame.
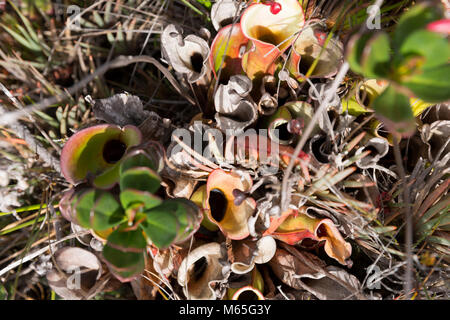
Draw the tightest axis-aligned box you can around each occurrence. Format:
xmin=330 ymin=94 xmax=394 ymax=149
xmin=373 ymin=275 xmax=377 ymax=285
xmin=393 ymin=3 xmax=443 ymax=52
xmin=75 ymin=189 xmax=125 ymax=231
xmin=371 ymin=84 xmax=416 ymax=136
xmin=102 ymin=226 xmax=147 ymax=282
xmin=119 ymin=167 xmax=161 ymax=194
xmin=120 ymin=189 xmax=162 ymax=211
xmin=140 ymin=201 xmax=180 ymax=249
xmin=60 ymin=124 xmax=142 ymax=186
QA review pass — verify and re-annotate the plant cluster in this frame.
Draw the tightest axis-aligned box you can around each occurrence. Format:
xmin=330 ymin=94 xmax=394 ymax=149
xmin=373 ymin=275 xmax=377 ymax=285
xmin=0 ymin=0 xmax=448 ymax=301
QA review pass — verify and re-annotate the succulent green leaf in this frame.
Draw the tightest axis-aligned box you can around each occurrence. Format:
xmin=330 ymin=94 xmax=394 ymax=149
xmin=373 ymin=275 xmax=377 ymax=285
xmin=140 ymin=201 xmax=180 ymax=249
xmin=120 ymin=189 xmax=162 ymax=210
xmin=401 ymin=65 xmax=450 ymax=102
xmin=106 ymin=225 xmax=147 ymax=252
xmin=393 ymin=4 xmax=442 ymax=50
xmin=75 ymin=189 xmax=124 ymax=231
xmin=119 ymin=167 xmax=161 ymax=193
xmin=398 ymin=30 xmax=450 ymax=70
xmin=102 ymin=227 xmax=147 ymax=282
xmin=360 ymin=32 xmax=391 ymax=78
xmin=167 ymin=198 xmax=202 ymax=244
xmin=93 ymin=163 xmax=121 ymax=189
xmin=371 ymin=85 xmax=415 ymax=136
xmin=105 ymin=259 xmax=146 ymax=283
xmin=393 ymin=30 xmax=450 ymax=102
xmin=347 ymin=32 xmax=373 ymax=75
xmin=119 ymin=150 xmax=158 ymax=174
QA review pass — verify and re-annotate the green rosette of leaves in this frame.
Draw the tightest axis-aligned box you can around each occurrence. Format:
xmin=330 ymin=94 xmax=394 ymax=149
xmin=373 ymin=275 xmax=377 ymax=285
xmin=65 ymin=148 xmax=202 ymax=282
xmin=347 ymin=4 xmax=450 ymax=136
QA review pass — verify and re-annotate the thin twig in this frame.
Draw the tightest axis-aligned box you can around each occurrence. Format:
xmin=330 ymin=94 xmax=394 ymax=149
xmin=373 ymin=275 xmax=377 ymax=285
xmin=0 ymin=55 xmax=196 ymax=127
xmin=0 ymin=231 xmax=89 ymax=278
xmin=392 ymin=134 xmax=414 ymax=299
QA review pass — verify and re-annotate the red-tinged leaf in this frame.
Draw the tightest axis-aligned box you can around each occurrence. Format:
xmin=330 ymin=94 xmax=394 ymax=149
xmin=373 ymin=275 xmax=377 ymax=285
xmin=210 ymin=23 xmax=249 ymax=82
xmin=264 ymin=208 xmax=352 ymax=265
xmin=427 ymin=19 xmax=450 ymax=34
xmin=60 ymin=124 xmax=141 ymax=185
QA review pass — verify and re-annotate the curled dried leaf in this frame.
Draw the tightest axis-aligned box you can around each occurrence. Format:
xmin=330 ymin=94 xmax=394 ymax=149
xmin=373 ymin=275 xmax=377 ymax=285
xmin=46 ymin=247 xmax=102 ymax=300
xmin=214 ymin=75 xmax=257 ymax=134
xmin=287 ymin=24 xmax=344 ymax=79
xmin=211 ymin=0 xmax=241 ymax=31
xmin=268 ymin=248 xmax=326 ymax=290
xmin=161 ymin=24 xmax=210 ymax=83
xmin=420 ymin=120 xmax=450 ymax=162
xmin=355 ymin=137 xmax=389 ymax=169
xmin=301 ymin=266 xmax=364 ymax=300
xmin=177 ymin=242 xmax=229 ymax=300
xmin=230 ymin=236 xmax=276 ymax=274
xmin=91 ymin=93 xmax=152 ymax=127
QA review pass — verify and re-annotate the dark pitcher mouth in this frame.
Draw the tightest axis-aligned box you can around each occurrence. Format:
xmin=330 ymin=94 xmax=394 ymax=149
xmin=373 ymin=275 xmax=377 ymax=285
xmin=274 ymin=121 xmax=293 ymax=141
xmin=190 ymin=52 xmax=204 ymax=74
xmin=209 ymin=188 xmax=228 ymax=222
xmin=235 ymin=289 xmax=260 ymax=300
xmin=190 ymin=256 xmax=208 ymax=282
xmin=250 ymin=25 xmax=284 ymax=46
xmin=270 ymin=119 xmax=295 ymax=145
xmin=316 ymin=223 xmax=328 ymax=238
xmin=103 ymin=139 xmax=127 ymax=164
xmin=310 ymin=135 xmax=332 ymax=163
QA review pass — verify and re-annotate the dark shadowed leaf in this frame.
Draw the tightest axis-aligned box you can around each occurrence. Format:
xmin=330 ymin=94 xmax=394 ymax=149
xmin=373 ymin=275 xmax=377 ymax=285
xmin=372 ymin=85 xmax=415 ymax=136
xmin=361 ymin=32 xmax=391 ymax=78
